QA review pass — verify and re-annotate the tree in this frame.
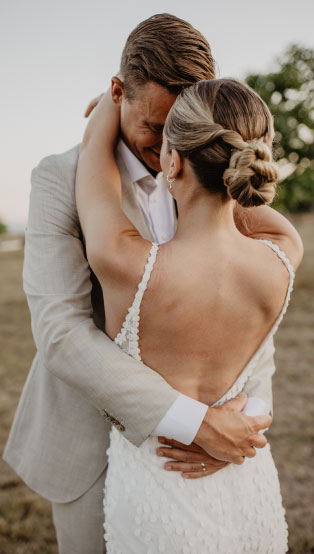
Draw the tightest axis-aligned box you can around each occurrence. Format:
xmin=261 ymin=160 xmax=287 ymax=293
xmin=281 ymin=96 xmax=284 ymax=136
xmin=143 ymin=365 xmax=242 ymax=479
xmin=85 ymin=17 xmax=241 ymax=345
xmin=246 ymin=44 xmax=314 ymax=212
xmin=0 ymin=220 xmax=7 ymax=234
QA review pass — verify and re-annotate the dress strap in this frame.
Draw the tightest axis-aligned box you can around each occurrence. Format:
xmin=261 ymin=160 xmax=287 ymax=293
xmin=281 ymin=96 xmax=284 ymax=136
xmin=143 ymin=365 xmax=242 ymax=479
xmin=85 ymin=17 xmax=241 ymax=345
xmin=258 ymin=239 xmax=295 ymax=283
xmin=131 ymin=243 xmax=159 ymax=313
xmin=114 ymin=243 xmax=159 ymax=361
xmin=257 ymin=239 xmax=295 ymax=334
xmin=212 ymin=238 xmax=295 ymax=407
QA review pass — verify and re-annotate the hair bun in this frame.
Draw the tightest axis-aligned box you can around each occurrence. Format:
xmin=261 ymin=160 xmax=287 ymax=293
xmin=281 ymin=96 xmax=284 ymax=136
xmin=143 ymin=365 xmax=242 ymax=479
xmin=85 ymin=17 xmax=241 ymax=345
xmin=223 ymin=140 xmax=278 ymax=207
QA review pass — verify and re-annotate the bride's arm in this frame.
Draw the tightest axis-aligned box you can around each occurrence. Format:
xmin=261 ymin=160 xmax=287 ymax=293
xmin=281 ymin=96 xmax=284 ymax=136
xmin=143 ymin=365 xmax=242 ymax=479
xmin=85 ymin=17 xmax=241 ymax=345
xmin=234 ymin=204 xmax=304 ymax=270
xmin=76 ymin=91 xmax=151 ymax=286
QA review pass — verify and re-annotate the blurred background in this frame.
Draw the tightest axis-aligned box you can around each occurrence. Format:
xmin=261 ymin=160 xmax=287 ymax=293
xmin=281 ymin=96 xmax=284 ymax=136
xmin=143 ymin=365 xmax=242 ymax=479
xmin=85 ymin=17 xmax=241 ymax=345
xmin=0 ymin=0 xmax=313 ymax=552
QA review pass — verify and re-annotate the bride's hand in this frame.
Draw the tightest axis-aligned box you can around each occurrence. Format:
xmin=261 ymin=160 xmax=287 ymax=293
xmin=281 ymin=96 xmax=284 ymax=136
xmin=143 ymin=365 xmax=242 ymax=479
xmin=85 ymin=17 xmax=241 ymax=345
xmin=84 ymin=93 xmax=104 ymax=118
xmin=156 ymin=438 xmax=229 ymax=479
xmin=81 ymin=89 xmax=120 ymax=152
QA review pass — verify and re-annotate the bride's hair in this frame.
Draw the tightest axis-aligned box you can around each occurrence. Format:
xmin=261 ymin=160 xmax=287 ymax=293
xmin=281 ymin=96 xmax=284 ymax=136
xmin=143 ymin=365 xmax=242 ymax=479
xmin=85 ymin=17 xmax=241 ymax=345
xmin=164 ymin=79 xmax=278 ymax=207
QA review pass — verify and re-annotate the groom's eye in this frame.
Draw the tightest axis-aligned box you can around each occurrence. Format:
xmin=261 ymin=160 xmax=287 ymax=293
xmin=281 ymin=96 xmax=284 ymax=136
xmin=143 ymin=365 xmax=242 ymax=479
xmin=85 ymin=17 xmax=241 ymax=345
xmin=145 ymin=121 xmax=163 ymax=134
xmin=152 ymin=125 xmax=163 ymax=134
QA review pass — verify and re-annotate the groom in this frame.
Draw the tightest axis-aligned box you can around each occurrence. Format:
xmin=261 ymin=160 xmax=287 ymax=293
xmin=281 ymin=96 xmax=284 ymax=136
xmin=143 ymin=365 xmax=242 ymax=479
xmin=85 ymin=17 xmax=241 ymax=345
xmin=4 ymin=13 xmax=274 ymax=554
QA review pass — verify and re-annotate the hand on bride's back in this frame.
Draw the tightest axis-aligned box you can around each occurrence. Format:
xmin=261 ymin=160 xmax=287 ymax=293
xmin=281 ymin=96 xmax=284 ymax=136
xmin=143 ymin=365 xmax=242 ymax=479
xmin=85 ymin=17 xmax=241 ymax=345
xmin=194 ymin=393 xmax=272 ymax=465
xmin=155 ymin=393 xmax=271 ymax=478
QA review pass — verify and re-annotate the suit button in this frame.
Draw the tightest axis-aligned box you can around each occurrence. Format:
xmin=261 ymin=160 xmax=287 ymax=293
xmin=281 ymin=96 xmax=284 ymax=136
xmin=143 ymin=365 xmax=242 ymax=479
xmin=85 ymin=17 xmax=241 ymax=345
xmin=99 ymin=409 xmax=124 ymax=431
xmin=100 ymin=409 xmax=112 ymax=422
xmin=116 ymin=423 xmax=125 ymax=432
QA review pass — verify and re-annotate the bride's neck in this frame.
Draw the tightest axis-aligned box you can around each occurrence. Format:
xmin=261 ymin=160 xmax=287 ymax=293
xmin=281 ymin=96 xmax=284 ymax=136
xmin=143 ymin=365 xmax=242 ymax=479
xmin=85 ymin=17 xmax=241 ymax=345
xmin=173 ymin=181 xmax=238 ymax=242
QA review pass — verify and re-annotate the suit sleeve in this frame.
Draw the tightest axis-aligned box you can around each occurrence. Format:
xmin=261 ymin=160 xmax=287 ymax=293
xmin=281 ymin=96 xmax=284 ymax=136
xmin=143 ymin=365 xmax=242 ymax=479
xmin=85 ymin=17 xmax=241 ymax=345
xmin=23 ymin=151 xmax=179 ymax=447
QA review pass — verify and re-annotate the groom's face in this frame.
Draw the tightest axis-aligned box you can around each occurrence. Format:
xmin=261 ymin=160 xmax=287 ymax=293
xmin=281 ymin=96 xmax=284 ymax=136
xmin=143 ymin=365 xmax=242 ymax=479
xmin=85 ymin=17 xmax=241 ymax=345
xmin=111 ymin=78 xmax=177 ymax=172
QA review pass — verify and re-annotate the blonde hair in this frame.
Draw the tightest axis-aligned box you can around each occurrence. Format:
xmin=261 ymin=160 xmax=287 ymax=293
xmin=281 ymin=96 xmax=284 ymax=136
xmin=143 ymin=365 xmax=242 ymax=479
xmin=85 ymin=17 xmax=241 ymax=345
xmin=164 ymin=79 xmax=278 ymax=207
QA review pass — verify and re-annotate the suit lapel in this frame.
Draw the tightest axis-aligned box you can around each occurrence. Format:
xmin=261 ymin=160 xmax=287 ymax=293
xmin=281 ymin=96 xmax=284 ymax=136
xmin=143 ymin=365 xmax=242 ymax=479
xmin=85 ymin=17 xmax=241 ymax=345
xmin=116 ymin=150 xmax=154 ymax=242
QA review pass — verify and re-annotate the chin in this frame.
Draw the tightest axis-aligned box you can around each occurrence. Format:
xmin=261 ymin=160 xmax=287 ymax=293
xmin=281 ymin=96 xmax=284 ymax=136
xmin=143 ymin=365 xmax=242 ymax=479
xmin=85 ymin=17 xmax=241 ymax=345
xmin=150 ymin=161 xmax=162 ymax=172
xmin=143 ymin=154 xmax=161 ymax=173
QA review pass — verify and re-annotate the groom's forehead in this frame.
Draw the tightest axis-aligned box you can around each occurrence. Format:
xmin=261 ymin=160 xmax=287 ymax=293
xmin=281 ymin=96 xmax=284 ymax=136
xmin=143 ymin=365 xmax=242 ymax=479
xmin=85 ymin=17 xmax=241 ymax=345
xmin=134 ymin=81 xmax=177 ymax=121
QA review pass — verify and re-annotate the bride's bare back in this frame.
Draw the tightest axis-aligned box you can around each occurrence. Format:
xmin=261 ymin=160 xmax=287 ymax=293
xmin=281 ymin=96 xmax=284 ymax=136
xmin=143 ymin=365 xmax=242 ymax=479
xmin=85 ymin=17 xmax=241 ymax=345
xmin=77 ymin=78 xmax=302 ymax=414
xmin=105 ymin=232 xmax=290 ymax=406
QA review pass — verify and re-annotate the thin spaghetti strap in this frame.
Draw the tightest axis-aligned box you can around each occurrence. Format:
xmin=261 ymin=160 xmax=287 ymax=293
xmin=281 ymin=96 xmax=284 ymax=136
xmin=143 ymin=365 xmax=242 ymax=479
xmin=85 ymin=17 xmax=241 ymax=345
xmin=114 ymin=243 xmax=159 ymax=361
xmin=212 ymin=238 xmax=296 ymax=407
xmin=258 ymin=239 xmax=295 ymax=333
xmin=130 ymin=243 xmax=159 ymax=313
xmin=257 ymin=239 xmax=295 ymax=280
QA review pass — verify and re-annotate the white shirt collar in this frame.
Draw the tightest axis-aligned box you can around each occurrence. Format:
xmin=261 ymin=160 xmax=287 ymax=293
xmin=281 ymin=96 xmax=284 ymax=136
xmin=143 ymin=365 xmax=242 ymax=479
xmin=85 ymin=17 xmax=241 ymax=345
xmin=117 ymin=139 xmax=152 ymax=184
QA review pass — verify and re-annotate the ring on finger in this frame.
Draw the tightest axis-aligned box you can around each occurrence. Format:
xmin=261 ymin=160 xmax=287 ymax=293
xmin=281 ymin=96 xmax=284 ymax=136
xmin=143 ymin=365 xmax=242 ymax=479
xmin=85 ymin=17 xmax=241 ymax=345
xmin=201 ymin=462 xmax=206 ymax=472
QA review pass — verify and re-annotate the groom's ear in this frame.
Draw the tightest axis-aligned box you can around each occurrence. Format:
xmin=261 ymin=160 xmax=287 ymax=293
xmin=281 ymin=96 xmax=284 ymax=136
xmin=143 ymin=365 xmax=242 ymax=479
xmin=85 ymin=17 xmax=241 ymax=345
xmin=111 ymin=77 xmax=124 ymax=105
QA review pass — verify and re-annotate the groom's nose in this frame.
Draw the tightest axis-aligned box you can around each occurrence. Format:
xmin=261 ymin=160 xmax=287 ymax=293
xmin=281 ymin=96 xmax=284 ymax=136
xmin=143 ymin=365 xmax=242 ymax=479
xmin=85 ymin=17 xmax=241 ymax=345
xmin=152 ymin=137 xmax=162 ymax=153
xmin=151 ymin=146 xmax=161 ymax=157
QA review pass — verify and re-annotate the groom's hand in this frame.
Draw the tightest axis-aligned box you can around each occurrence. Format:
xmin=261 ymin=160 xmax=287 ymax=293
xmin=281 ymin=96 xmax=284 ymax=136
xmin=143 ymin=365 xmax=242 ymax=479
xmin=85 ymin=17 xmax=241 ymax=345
xmin=157 ymin=438 xmax=229 ymax=478
xmin=194 ymin=393 xmax=272 ymax=465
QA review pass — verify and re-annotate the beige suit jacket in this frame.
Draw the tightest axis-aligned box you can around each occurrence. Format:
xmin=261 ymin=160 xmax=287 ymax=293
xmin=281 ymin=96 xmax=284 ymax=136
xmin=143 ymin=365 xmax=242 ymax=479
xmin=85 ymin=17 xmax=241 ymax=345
xmin=3 ymin=144 xmax=276 ymax=503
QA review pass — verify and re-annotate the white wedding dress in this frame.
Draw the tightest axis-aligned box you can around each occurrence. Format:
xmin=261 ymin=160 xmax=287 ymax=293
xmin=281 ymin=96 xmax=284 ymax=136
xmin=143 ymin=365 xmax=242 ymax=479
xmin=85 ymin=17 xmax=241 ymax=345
xmin=104 ymin=240 xmax=293 ymax=553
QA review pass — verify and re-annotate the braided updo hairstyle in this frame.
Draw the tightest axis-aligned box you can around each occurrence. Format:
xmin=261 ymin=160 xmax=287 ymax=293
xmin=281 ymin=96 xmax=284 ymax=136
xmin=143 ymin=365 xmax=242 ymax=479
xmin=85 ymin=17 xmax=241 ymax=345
xmin=164 ymin=79 xmax=278 ymax=207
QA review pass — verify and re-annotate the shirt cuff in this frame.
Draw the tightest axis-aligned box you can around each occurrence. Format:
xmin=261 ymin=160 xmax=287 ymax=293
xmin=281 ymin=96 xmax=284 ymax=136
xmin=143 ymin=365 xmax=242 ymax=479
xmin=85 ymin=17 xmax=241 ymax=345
xmin=151 ymin=393 xmax=208 ymax=445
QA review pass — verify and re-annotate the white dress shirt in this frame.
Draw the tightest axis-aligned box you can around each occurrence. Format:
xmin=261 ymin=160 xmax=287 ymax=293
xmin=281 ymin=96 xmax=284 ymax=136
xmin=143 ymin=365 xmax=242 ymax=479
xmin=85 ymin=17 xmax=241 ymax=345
xmin=117 ymin=140 xmax=208 ymax=444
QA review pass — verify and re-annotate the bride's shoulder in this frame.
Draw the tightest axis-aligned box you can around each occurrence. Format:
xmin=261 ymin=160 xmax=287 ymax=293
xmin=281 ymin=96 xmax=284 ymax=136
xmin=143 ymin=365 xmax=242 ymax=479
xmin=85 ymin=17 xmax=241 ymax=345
xmin=247 ymin=237 xmax=291 ymax=283
xmin=255 ymin=234 xmax=303 ymax=277
xmin=250 ymin=221 xmax=303 ymax=274
xmin=238 ymin=237 xmax=290 ymax=308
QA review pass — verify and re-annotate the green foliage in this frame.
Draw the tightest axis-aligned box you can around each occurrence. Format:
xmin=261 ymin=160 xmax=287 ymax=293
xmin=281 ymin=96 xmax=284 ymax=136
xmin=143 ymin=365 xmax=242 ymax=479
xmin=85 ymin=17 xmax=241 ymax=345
xmin=246 ymin=44 xmax=314 ymax=212
xmin=0 ymin=220 xmax=7 ymax=234
xmin=275 ymin=167 xmax=314 ymax=212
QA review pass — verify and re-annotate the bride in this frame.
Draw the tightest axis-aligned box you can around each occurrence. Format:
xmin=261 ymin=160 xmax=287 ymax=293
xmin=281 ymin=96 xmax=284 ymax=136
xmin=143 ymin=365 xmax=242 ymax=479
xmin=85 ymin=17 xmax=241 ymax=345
xmin=75 ymin=79 xmax=303 ymax=553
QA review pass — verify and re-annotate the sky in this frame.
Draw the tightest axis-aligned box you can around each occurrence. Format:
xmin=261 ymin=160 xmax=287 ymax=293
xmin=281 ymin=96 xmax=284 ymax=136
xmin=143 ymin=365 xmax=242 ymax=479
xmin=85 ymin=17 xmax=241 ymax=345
xmin=1 ymin=0 xmax=313 ymax=230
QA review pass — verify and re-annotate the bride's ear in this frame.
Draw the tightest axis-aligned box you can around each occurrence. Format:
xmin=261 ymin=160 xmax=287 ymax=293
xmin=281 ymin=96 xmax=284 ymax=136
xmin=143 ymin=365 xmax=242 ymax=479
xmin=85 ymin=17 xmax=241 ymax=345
xmin=168 ymin=149 xmax=183 ymax=180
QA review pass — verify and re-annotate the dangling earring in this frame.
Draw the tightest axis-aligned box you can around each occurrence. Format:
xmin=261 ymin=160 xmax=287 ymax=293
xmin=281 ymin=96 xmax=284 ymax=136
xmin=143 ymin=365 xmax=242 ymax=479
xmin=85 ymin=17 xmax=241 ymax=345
xmin=166 ymin=175 xmax=175 ymax=190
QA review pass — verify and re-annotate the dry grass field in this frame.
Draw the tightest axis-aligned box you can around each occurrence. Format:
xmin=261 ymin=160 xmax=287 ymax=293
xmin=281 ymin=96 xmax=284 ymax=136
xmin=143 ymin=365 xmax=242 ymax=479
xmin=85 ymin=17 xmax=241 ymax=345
xmin=0 ymin=214 xmax=313 ymax=554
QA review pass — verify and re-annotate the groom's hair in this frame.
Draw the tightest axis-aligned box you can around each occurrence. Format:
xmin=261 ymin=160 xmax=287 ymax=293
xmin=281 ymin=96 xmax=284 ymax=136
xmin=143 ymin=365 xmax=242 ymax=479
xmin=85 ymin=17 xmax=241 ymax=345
xmin=120 ymin=13 xmax=215 ymax=100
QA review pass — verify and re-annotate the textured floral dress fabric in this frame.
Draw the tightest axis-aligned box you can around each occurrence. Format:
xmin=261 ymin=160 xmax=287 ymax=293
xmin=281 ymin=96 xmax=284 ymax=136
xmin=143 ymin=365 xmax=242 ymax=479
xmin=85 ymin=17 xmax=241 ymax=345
xmin=104 ymin=240 xmax=293 ymax=553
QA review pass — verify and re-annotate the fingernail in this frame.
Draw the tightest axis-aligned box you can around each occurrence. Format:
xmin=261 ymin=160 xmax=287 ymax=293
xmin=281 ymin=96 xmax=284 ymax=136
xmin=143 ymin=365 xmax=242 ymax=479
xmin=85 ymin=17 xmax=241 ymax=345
xmin=156 ymin=450 xmax=163 ymax=456
xmin=158 ymin=437 xmax=165 ymax=444
xmin=182 ymin=474 xmax=190 ymax=479
xmin=165 ymin=465 xmax=172 ymax=471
